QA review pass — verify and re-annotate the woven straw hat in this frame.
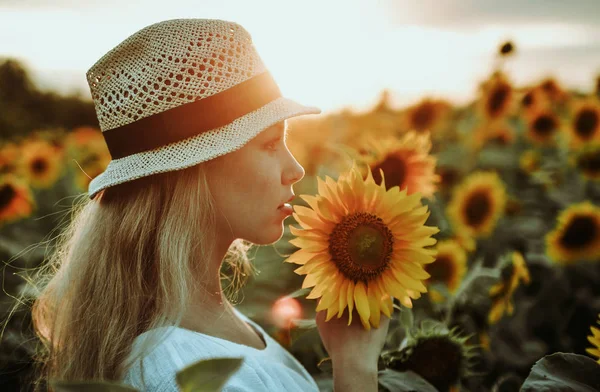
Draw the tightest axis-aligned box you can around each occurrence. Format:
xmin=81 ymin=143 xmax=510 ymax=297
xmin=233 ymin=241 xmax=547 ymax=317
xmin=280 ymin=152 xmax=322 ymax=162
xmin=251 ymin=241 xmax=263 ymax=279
xmin=85 ymin=18 xmax=321 ymax=199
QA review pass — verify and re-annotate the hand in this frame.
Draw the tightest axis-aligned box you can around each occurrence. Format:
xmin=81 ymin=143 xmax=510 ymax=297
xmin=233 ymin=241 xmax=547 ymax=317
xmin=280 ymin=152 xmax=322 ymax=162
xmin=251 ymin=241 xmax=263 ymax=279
xmin=315 ymin=307 xmax=390 ymax=370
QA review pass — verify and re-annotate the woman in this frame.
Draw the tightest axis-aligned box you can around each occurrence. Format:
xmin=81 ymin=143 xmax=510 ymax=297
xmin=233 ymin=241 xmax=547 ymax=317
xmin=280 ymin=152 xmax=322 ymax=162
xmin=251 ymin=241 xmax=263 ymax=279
xmin=29 ymin=18 xmax=390 ymax=391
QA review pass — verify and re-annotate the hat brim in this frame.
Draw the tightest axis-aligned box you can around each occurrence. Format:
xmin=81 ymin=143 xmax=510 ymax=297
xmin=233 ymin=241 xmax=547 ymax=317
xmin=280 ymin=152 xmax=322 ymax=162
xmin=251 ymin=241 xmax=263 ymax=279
xmin=88 ymin=97 xmax=321 ymax=199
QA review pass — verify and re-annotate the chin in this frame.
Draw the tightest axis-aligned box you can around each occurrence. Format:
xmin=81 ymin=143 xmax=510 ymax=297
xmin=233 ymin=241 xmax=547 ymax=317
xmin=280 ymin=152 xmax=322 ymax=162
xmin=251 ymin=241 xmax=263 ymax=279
xmin=245 ymin=221 xmax=285 ymax=246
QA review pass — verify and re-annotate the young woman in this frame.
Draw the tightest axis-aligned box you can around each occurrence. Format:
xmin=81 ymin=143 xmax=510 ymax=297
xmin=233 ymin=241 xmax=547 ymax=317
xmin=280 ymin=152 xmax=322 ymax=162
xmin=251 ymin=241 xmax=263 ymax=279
xmin=28 ymin=18 xmax=390 ymax=391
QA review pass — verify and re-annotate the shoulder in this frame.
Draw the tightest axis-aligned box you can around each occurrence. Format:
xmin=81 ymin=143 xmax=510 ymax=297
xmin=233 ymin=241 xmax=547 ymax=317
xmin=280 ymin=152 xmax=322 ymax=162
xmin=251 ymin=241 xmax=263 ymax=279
xmin=122 ymin=327 xmax=241 ymax=390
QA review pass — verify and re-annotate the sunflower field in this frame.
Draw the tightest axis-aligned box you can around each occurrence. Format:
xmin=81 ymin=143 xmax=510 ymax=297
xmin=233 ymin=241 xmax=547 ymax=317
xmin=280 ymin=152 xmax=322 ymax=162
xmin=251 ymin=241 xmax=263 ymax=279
xmin=1 ymin=40 xmax=600 ymax=392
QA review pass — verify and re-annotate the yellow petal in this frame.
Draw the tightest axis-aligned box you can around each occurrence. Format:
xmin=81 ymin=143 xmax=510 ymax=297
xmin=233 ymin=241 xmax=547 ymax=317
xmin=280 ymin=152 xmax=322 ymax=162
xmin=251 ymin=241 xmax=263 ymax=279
xmin=382 ymin=273 xmax=413 ymax=308
xmin=346 ymin=280 xmax=355 ymax=326
xmin=354 ymin=281 xmax=371 ymax=329
xmin=285 ymin=250 xmax=323 ymax=265
xmin=390 ymin=267 xmax=427 ymax=293
xmin=288 ymin=237 xmax=329 ymax=252
xmin=293 ymin=257 xmax=330 ymax=275
xmin=367 ymin=282 xmax=381 ymax=328
xmin=337 ymin=279 xmax=349 ymax=318
xmin=398 ymin=262 xmax=431 ymax=280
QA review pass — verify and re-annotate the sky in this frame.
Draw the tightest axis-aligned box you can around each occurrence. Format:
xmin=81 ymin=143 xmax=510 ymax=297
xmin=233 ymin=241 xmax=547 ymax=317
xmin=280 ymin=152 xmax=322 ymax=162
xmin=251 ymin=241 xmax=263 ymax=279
xmin=0 ymin=0 xmax=599 ymax=113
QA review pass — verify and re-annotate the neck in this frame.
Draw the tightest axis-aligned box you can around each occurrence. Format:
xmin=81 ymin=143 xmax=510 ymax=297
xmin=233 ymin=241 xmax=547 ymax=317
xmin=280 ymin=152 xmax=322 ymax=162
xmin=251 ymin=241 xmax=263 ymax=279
xmin=180 ymin=234 xmax=237 ymax=329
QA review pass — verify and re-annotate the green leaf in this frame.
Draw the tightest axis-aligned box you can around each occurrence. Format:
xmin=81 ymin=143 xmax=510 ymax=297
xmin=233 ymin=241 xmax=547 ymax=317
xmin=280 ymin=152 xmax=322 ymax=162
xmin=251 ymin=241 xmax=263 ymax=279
xmin=175 ymin=357 xmax=244 ymax=392
xmin=50 ymin=380 xmax=140 ymax=392
xmin=378 ymin=369 xmax=438 ymax=392
xmin=286 ymin=287 xmax=312 ymax=299
xmin=520 ymin=353 xmax=600 ymax=392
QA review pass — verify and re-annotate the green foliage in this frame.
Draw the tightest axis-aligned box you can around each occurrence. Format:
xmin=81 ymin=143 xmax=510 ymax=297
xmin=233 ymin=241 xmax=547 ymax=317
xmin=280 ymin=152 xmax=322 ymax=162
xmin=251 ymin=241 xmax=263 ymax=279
xmin=520 ymin=353 xmax=600 ymax=392
xmin=377 ymin=369 xmax=438 ymax=392
xmin=176 ymin=357 xmax=244 ymax=392
xmin=49 ymin=357 xmax=244 ymax=392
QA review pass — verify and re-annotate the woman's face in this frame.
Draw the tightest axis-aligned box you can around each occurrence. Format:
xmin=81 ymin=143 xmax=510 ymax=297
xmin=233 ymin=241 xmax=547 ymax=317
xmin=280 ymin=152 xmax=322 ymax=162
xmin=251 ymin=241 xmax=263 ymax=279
xmin=206 ymin=120 xmax=305 ymax=246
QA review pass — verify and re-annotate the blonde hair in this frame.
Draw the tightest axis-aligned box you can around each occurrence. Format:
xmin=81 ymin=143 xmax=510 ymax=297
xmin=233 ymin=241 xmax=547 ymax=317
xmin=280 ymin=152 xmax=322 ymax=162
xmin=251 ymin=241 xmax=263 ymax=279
xmin=11 ymin=162 xmax=256 ymax=390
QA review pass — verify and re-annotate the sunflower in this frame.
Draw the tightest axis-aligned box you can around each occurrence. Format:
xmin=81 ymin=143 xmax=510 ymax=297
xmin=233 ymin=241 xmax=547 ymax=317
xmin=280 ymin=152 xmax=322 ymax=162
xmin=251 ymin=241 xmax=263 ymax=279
xmin=18 ymin=139 xmax=65 ymax=189
xmin=286 ymin=163 xmax=440 ymax=330
xmin=401 ymin=98 xmax=452 ymax=135
xmin=567 ymin=99 xmax=600 ymax=148
xmin=0 ymin=174 xmax=36 ymax=227
xmin=357 ymin=131 xmax=440 ymax=199
xmin=546 ymin=201 xmax=600 ymax=264
xmin=526 ymin=109 xmax=561 ymax=145
xmin=425 ymin=240 xmax=467 ymax=294
xmin=0 ymin=142 xmax=21 ymax=175
xmin=519 ymin=149 xmax=542 ymax=175
xmin=65 ymin=126 xmax=111 ymax=171
xmin=538 ymin=77 xmax=567 ymax=104
xmin=472 ymin=121 xmax=515 ymax=149
xmin=447 ymin=172 xmax=507 ymax=238
xmin=520 ymin=87 xmax=548 ymax=117
xmin=488 ymin=251 xmax=531 ymax=324
xmin=586 ymin=314 xmax=600 ymax=363
xmin=478 ymin=73 xmax=514 ymax=121
xmin=382 ymin=321 xmax=478 ymax=392
xmin=573 ymin=142 xmax=600 ymax=181
xmin=498 ymin=41 xmax=514 ymax=57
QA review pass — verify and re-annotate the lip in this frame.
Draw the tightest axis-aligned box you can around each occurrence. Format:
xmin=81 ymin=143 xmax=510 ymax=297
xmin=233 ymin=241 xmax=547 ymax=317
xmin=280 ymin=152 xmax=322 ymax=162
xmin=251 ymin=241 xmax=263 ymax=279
xmin=277 ymin=194 xmax=295 ymax=209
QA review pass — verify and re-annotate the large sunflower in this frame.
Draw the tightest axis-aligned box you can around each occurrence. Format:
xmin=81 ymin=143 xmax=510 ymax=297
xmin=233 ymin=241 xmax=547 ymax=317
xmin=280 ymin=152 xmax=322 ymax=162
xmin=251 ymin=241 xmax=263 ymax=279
xmin=19 ymin=139 xmax=65 ymax=189
xmin=425 ymin=239 xmax=467 ymax=293
xmin=478 ymin=73 xmax=514 ymax=121
xmin=567 ymin=99 xmax=600 ymax=148
xmin=587 ymin=314 xmax=600 ymax=363
xmin=0 ymin=174 xmax=36 ymax=227
xmin=447 ymin=172 xmax=507 ymax=238
xmin=573 ymin=142 xmax=600 ymax=181
xmin=285 ymin=164 xmax=439 ymax=330
xmin=546 ymin=201 xmax=600 ymax=264
xmin=357 ymin=131 xmax=440 ymax=199
xmin=488 ymin=251 xmax=531 ymax=324
xmin=526 ymin=110 xmax=561 ymax=145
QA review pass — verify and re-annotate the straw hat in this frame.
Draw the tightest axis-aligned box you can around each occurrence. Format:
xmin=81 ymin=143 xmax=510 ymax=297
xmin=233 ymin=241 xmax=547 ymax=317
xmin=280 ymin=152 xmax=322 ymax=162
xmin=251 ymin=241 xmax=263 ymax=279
xmin=86 ymin=18 xmax=321 ymax=199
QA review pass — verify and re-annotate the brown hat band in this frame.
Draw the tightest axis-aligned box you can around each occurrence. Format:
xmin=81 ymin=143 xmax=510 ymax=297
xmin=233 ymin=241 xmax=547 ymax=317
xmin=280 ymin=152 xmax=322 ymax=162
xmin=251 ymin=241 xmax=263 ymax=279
xmin=102 ymin=71 xmax=282 ymax=159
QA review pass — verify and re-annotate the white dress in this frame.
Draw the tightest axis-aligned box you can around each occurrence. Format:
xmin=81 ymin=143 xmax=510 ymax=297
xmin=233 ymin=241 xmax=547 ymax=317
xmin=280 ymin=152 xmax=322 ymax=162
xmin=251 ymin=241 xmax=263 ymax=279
xmin=122 ymin=307 xmax=320 ymax=391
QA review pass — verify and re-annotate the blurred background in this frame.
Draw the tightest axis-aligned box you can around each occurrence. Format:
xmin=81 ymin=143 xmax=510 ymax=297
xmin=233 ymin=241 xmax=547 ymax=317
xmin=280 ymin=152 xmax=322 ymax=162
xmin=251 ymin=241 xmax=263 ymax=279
xmin=1 ymin=1 xmax=600 ymax=391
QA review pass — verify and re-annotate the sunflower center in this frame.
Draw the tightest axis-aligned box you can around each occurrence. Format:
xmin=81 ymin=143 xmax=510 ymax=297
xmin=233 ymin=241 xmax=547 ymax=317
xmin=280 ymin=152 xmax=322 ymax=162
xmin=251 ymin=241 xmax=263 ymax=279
xmin=522 ymin=91 xmax=534 ymax=107
xmin=558 ymin=215 xmax=597 ymax=249
xmin=411 ymin=103 xmax=435 ymax=131
xmin=533 ymin=114 xmax=557 ymax=136
xmin=0 ymin=184 xmax=16 ymax=210
xmin=394 ymin=336 xmax=463 ymax=392
xmin=577 ymin=150 xmax=600 ymax=174
xmin=31 ymin=158 xmax=48 ymax=174
xmin=463 ymin=190 xmax=491 ymax=227
xmin=370 ymin=155 xmax=406 ymax=191
xmin=575 ymin=109 xmax=598 ymax=139
xmin=329 ymin=212 xmax=394 ymax=282
xmin=487 ymin=85 xmax=509 ymax=117
xmin=425 ymin=255 xmax=453 ymax=284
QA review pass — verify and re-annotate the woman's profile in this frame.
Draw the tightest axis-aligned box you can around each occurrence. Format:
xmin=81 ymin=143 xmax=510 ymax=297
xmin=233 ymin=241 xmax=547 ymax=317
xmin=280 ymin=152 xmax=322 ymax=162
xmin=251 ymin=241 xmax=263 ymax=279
xmin=26 ymin=18 xmax=390 ymax=392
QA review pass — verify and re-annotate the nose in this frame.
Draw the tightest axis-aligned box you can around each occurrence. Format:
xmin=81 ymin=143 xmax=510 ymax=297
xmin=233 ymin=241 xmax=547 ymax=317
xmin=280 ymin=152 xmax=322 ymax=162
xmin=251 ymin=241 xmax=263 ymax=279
xmin=283 ymin=153 xmax=305 ymax=185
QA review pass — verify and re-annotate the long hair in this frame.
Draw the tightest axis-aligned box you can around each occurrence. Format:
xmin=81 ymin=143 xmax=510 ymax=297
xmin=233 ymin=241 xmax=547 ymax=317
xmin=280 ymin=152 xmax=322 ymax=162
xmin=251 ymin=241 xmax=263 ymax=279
xmin=15 ymin=162 xmax=255 ymax=390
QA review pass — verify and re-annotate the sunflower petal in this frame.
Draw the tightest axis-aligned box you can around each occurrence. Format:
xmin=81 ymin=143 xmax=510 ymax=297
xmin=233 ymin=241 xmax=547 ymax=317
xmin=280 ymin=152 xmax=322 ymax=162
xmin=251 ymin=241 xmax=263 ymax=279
xmin=337 ymin=279 xmax=349 ymax=318
xmin=354 ymin=281 xmax=371 ymax=330
xmin=367 ymin=282 xmax=381 ymax=328
xmin=346 ymin=280 xmax=355 ymax=326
